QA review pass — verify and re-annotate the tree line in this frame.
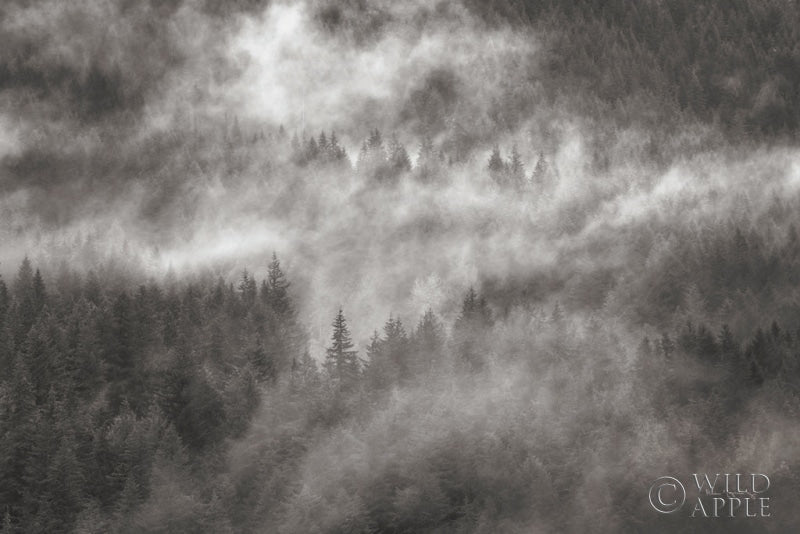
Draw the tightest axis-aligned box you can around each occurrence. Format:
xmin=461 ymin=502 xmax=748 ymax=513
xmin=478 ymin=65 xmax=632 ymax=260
xmin=2 ymin=248 xmax=800 ymax=531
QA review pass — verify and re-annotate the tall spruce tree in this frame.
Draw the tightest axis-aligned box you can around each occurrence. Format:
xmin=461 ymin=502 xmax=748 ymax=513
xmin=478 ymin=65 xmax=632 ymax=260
xmin=266 ymin=252 xmax=292 ymax=317
xmin=488 ymin=146 xmax=505 ymax=178
xmin=453 ymin=288 xmax=493 ymax=372
xmin=507 ymin=145 xmax=525 ymax=188
xmin=413 ymin=308 xmax=445 ymax=373
xmin=324 ymin=309 xmax=359 ymax=387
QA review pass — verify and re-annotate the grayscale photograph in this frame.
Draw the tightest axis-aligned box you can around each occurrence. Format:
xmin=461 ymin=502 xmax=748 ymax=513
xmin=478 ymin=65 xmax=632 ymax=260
xmin=0 ymin=0 xmax=799 ymax=532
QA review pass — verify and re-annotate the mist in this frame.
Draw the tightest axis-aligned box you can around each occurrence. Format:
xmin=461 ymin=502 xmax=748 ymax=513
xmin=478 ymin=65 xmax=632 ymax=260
xmin=2 ymin=0 xmax=800 ymax=532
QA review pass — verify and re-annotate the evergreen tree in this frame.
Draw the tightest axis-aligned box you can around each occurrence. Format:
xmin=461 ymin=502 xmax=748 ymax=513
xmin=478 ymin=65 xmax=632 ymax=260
xmin=453 ymin=288 xmax=493 ymax=372
xmin=22 ymin=312 xmax=63 ymax=404
xmin=531 ymin=151 xmax=548 ymax=186
xmin=358 ymin=129 xmax=390 ymax=181
xmin=382 ymin=316 xmax=409 ymax=382
xmin=388 ymin=134 xmax=411 ymax=176
xmin=318 ymin=131 xmax=328 ymax=153
xmin=266 ymin=253 xmax=292 ymax=316
xmin=291 ymin=349 xmax=319 ymax=392
xmin=415 ymin=134 xmax=439 ymax=182
xmin=13 ymin=257 xmax=33 ymax=302
xmin=237 ymin=270 xmax=257 ymax=310
xmin=364 ymin=330 xmax=387 ymax=390
xmin=14 ymin=258 xmax=37 ymax=343
xmin=0 ymin=275 xmax=9 ymax=321
xmin=507 ymin=144 xmax=525 ymax=188
xmin=40 ymin=434 xmax=85 ymax=532
xmin=413 ymin=308 xmax=445 ymax=373
xmin=63 ymin=300 xmax=102 ymax=400
xmin=104 ymin=292 xmax=146 ymax=413
xmin=487 ymin=146 xmax=505 ymax=179
xmin=324 ymin=309 xmax=359 ymax=388
xmin=305 ymin=136 xmax=319 ymax=162
xmin=328 ymin=131 xmax=348 ymax=163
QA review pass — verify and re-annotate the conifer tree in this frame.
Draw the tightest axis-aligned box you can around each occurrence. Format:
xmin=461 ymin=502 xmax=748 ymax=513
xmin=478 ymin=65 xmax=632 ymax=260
xmin=324 ymin=309 xmax=359 ymax=387
xmin=453 ymin=288 xmax=493 ymax=372
xmin=238 ymin=270 xmax=257 ymax=308
xmin=413 ymin=308 xmax=445 ymax=373
xmin=266 ymin=253 xmax=292 ymax=317
xmin=382 ymin=316 xmax=409 ymax=381
xmin=14 ymin=257 xmax=33 ymax=302
xmin=487 ymin=146 xmax=505 ymax=176
xmin=415 ymin=134 xmax=439 ymax=182
xmin=388 ymin=134 xmax=411 ymax=175
xmin=14 ymin=258 xmax=37 ymax=343
xmin=507 ymin=144 xmax=525 ymax=188
xmin=0 ymin=276 xmax=9 ymax=321
xmin=531 ymin=151 xmax=548 ymax=186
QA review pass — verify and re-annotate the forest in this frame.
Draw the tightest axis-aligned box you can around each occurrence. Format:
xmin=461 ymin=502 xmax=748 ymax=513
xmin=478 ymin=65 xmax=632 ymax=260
xmin=3 ymin=0 xmax=800 ymax=532
xmin=3 ymin=241 xmax=800 ymax=532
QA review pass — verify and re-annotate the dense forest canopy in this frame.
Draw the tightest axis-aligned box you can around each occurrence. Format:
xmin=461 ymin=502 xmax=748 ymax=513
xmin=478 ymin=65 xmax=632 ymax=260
xmin=2 ymin=0 xmax=800 ymax=532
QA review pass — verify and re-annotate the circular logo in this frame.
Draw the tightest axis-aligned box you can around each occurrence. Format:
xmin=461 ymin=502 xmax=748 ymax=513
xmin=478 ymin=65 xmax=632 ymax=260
xmin=648 ymin=476 xmax=686 ymax=513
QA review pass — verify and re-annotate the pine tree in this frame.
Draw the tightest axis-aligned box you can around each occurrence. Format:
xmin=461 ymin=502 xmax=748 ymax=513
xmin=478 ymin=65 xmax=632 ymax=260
xmin=63 ymin=300 xmax=102 ymax=400
xmin=453 ymin=288 xmax=493 ymax=372
xmin=266 ymin=253 xmax=292 ymax=316
xmin=14 ymin=258 xmax=37 ymax=343
xmin=324 ymin=309 xmax=359 ymax=387
xmin=0 ymin=276 xmax=9 ymax=321
xmin=507 ymin=144 xmax=525 ymax=188
xmin=13 ymin=257 xmax=33 ymax=302
xmin=367 ymin=129 xmax=383 ymax=151
xmin=388 ymin=134 xmax=411 ymax=175
xmin=359 ymin=129 xmax=389 ymax=181
xmin=22 ymin=312 xmax=63 ymax=404
xmin=382 ymin=316 xmax=409 ymax=381
xmin=238 ymin=270 xmax=257 ymax=308
xmin=291 ymin=349 xmax=319 ymax=392
xmin=531 ymin=151 xmax=548 ymax=186
xmin=364 ymin=330 xmax=387 ymax=390
xmin=328 ymin=131 xmax=347 ymax=163
xmin=413 ymin=308 xmax=445 ymax=373
xmin=487 ymin=146 xmax=505 ymax=178
xmin=40 ymin=433 xmax=85 ymax=532
xmin=0 ymin=357 xmax=37 ymax=519
xmin=415 ymin=134 xmax=438 ymax=182
xmin=104 ymin=292 xmax=145 ymax=413
xmin=0 ymin=277 xmax=12 ymax=373
xmin=305 ymin=136 xmax=319 ymax=162
xmin=247 ymin=336 xmax=276 ymax=383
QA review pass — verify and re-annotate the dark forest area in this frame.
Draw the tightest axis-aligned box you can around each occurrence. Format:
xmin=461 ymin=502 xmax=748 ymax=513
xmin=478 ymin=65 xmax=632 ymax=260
xmin=3 ymin=0 xmax=800 ymax=532
xmin=3 ymin=244 xmax=800 ymax=532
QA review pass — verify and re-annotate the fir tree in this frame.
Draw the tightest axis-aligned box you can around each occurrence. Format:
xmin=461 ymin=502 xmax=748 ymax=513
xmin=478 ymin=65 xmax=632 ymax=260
xmin=413 ymin=308 xmax=445 ymax=373
xmin=507 ymin=144 xmax=525 ymax=188
xmin=238 ymin=270 xmax=257 ymax=308
xmin=453 ymin=288 xmax=493 ymax=372
xmin=531 ymin=151 xmax=548 ymax=186
xmin=266 ymin=252 xmax=292 ymax=316
xmin=487 ymin=146 xmax=505 ymax=177
xmin=324 ymin=309 xmax=359 ymax=387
